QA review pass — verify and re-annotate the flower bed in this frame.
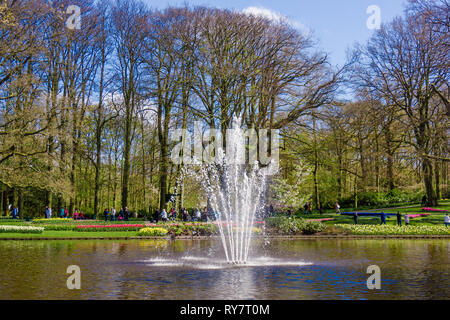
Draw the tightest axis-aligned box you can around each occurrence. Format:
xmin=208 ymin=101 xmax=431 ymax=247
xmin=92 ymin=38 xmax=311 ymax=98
xmin=231 ymin=227 xmax=262 ymax=234
xmin=32 ymin=218 xmax=145 ymax=224
xmin=422 ymin=207 xmax=449 ymax=213
xmin=137 ymin=227 xmax=168 ymax=236
xmin=0 ymin=225 xmax=44 ymax=234
xmin=76 ymin=224 xmax=145 ymax=232
xmin=407 ymin=213 xmax=431 ymax=219
xmin=335 ymin=224 xmax=450 ymax=235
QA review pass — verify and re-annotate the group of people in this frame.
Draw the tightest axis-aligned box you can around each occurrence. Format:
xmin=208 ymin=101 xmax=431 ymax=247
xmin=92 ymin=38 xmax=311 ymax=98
xmin=103 ymin=207 xmax=131 ymax=221
xmin=351 ymin=211 xmax=450 ymax=227
xmin=303 ymin=202 xmax=313 ymax=214
xmin=351 ymin=212 xmax=409 ymax=225
xmin=58 ymin=207 xmax=86 ymax=220
xmin=40 ymin=206 xmax=87 ymax=220
xmin=152 ymin=207 xmax=211 ymax=223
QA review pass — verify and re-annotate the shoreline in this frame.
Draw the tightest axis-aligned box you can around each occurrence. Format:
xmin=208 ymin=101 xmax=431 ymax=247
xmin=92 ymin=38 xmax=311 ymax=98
xmin=1 ymin=234 xmax=449 ymax=240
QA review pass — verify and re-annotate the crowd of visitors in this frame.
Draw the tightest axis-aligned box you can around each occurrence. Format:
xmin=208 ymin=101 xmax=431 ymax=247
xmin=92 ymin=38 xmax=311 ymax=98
xmin=151 ymin=207 xmax=213 ymax=223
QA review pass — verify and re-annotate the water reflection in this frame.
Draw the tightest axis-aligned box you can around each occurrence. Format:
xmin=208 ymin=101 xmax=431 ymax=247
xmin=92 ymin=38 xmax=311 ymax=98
xmin=0 ymin=239 xmax=448 ymax=299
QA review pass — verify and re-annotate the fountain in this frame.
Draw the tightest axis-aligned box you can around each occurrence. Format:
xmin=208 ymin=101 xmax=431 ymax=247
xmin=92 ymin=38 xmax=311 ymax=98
xmin=186 ymin=117 xmax=275 ymax=264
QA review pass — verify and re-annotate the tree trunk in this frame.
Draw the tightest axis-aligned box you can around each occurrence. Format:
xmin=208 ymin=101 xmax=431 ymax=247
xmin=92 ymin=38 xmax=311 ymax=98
xmin=18 ymin=188 xmax=23 ymax=219
xmin=121 ymin=108 xmax=132 ymax=210
xmin=312 ymin=113 xmax=321 ymax=213
xmin=435 ymin=159 xmax=440 ymax=200
xmin=423 ymin=157 xmax=437 ymax=206
xmin=2 ymin=189 xmax=7 ymax=216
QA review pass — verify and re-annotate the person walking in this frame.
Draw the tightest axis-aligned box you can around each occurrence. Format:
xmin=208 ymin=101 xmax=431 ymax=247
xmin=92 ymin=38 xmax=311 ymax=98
xmin=110 ymin=207 xmax=116 ymax=221
xmin=202 ymin=207 xmax=208 ymax=222
xmin=380 ymin=212 xmax=386 ymax=225
xmin=335 ymin=202 xmax=341 ymax=214
xmin=161 ymin=209 xmax=168 ymax=222
xmin=421 ymin=194 xmax=427 ymax=206
xmin=12 ymin=206 xmax=18 ymax=219
xmin=303 ymin=202 xmax=308 ymax=214
xmin=353 ymin=212 xmax=358 ymax=224
xmin=396 ymin=212 xmax=402 ymax=226
xmin=60 ymin=207 xmax=65 ymax=218
xmin=404 ymin=213 xmax=410 ymax=226
xmin=445 ymin=213 xmax=449 ymax=228
xmin=45 ymin=206 xmax=50 ymax=219
xmin=104 ymin=208 xmax=109 ymax=221
xmin=124 ymin=207 xmax=129 ymax=221
xmin=153 ymin=209 xmax=160 ymax=223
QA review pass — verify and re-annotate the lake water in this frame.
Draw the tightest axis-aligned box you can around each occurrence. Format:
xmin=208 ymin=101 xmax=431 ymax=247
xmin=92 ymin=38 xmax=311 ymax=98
xmin=0 ymin=239 xmax=448 ymax=299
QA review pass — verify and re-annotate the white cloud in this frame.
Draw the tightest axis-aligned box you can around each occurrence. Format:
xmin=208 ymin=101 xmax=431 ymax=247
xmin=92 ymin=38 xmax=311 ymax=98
xmin=242 ymin=6 xmax=310 ymax=35
xmin=242 ymin=6 xmax=285 ymax=22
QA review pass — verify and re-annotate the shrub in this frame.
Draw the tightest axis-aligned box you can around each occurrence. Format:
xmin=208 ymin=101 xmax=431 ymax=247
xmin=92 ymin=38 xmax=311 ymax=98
xmin=302 ymin=221 xmax=326 ymax=235
xmin=265 ymin=217 xmax=325 ymax=235
xmin=138 ymin=227 xmax=168 ymax=236
xmin=166 ymin=223 xmax=218 ymax=236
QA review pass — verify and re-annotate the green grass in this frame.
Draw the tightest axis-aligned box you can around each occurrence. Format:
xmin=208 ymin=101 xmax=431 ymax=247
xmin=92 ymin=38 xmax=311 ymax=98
xmin=0 ymin=230 xmax=140 ymax=238
xmin=293 ymin=201 xmax=450 ymax=227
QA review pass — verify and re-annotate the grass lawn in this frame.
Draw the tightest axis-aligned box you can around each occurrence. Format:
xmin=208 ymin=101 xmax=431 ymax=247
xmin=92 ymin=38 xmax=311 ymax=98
xmin=294 ymin=201 xmax=450 ymax=227
xmin=0 ymin=230 xmax=141 ymax=238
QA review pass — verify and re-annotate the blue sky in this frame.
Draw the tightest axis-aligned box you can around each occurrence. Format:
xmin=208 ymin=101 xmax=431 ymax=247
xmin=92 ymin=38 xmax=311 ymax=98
xmin=145 ymin=0 xmax=408 ymax=67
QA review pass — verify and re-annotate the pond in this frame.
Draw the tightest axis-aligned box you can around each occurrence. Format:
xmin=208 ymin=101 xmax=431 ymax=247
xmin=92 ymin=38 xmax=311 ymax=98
xmin=0 ymin=239 xmax=448 ymax=299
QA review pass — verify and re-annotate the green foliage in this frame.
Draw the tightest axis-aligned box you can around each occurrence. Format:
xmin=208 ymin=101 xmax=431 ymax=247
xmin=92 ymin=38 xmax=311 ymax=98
xmin=302 ymin=220 xmax=327 ymax=234
xmin=271 ymin=162 xmax=312 ymax=210
xmin=166 ymin=223 xmax=218 ymax=236
xmin=265 ymin=217 xmax=326 ymax=235
xmin=340 ymin=189 xmax=422 ymax=208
